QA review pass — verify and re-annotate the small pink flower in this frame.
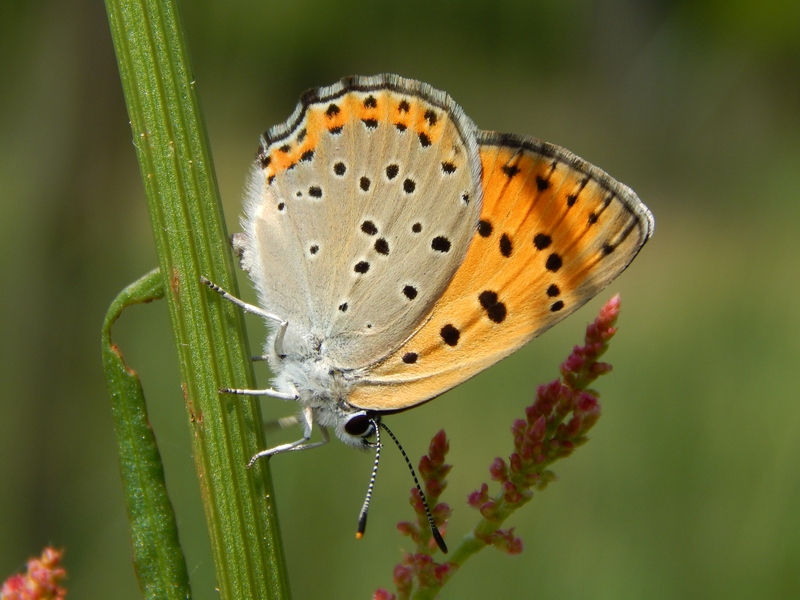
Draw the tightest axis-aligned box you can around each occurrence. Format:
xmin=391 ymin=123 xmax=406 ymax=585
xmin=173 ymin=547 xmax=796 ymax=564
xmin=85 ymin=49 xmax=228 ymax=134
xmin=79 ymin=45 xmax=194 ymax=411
xmin=1 ymin=547 xmax=67 ymax=600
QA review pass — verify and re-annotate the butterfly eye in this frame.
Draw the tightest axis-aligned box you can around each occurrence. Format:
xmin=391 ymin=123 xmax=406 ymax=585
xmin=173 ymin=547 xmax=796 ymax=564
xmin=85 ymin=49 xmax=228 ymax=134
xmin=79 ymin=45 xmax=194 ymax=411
xmin=344 ymin=413 xmax=373 ymax=437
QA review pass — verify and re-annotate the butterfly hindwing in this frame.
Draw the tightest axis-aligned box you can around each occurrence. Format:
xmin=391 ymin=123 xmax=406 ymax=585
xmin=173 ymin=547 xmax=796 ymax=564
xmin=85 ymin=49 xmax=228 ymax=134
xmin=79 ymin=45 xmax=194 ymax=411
xmin=349 ymin=131 xmax=654 ymax=411
xmin=238 ymin=75 xmax=484 ymax=368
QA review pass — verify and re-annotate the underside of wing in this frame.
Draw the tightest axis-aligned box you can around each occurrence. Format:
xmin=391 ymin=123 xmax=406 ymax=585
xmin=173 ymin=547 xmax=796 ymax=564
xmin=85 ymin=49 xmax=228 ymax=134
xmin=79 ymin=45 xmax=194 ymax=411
xmin=237 ymin=75 xmax=484 ymax=367
xmin=348 ymin=131 xmax=654 ymax=411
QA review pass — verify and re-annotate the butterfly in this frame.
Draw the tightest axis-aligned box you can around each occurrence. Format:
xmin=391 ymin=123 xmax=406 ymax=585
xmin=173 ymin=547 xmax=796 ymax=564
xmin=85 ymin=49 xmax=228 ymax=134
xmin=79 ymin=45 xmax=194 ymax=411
xmin=204 ymin=72 xmax=652 ymax=483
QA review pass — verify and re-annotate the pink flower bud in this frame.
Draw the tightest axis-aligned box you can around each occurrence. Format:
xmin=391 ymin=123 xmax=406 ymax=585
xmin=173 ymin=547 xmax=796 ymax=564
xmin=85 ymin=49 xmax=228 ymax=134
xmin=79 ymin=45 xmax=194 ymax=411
xmin=529 ymin=416 xmax=546 ymax=443
xmin=428 ymin=429 xmax=449 ymax=464
xmin=419 ymin=455 xmax=434 ymax=478
xmin=393 ymin=565 xmax=413 ymax=595
xmin=468 ymin=483 xmax=490 ymax=507
xmin=489 ymin=457 xmax=508 ymax=482
xmin=575 ymin=391 xmax=598 ymax=413
xmin=503 ymin=481 xmax=524 ymax=504
xmin=397 ymin=521 xmax=416 ymax=536
xmin=511 ymin=419 xmax=526 ymax=448
xmin=590 ymin=362 xmax=612 ymax=376
xmin=480 ymin=500 xmax=499 ymax=520
xmin=509 ymin=452 xmax=523 ymax=473
xmin=432 ymin=502 xmax=451 ymax=523
xmin=425 ymin=479 xmax=444 ymax=498
xmin=434 ymin=562 xmax=457 ymax=583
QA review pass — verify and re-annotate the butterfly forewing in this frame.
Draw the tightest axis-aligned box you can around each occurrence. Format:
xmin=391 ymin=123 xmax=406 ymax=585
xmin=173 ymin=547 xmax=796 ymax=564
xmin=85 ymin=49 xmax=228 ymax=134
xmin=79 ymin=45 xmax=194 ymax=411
xmin=349 ymin=132 xmax=653 ymax=411
xmin=239 ymin=75 xmax=483 ymax=367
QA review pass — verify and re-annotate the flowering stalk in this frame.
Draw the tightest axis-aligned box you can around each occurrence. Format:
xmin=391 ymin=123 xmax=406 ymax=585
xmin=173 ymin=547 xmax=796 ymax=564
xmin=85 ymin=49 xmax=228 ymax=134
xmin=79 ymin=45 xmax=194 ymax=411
xmin=374 ymin=295 xmax=622 ymax=599
xmin=1 ymin=547 xmax=67 ymax=600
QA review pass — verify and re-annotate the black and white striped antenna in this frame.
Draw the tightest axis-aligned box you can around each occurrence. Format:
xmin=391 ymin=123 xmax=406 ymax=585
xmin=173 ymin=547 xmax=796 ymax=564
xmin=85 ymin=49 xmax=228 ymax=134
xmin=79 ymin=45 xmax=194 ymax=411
xmin=356 ymin=418 xmax=447 ymax=553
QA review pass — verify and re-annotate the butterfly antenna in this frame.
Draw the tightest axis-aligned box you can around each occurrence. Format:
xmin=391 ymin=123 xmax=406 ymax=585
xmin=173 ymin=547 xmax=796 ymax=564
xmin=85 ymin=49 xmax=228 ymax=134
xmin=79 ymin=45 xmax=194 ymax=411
xmin=356 ymin=419 xmax=382 ymax=540
xmin=377 ymin=420 xmax=448 ymax=554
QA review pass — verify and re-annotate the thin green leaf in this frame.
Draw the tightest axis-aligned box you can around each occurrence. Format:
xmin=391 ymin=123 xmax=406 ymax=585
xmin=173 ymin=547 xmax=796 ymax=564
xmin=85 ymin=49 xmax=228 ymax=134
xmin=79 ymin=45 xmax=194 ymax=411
xmin=102 ymin=269 xmax=191 ymax=600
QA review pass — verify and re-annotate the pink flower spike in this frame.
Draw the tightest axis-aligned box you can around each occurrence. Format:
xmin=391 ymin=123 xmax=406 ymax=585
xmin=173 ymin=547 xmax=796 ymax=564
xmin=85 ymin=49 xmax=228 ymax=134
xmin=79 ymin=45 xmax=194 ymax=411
xmin=373 ymin=589 xmax=396 ymax=600
xmin=1 ymin=547 xmax=67 ymax=600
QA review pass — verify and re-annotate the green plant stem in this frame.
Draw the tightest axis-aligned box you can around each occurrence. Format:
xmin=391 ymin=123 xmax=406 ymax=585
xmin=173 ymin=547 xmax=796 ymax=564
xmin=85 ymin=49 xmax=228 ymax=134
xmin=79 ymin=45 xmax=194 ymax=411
xmin=104 ymin=0 xmax=291 ymax=597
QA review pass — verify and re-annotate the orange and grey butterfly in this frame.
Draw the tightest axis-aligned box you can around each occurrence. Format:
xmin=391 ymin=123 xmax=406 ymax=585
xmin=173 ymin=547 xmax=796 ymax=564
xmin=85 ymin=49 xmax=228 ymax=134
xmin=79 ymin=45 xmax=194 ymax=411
xmin=230 ymin=73 xmax=652 ymax=440
xmin=209 ymin=74 xmax=652 ymax=548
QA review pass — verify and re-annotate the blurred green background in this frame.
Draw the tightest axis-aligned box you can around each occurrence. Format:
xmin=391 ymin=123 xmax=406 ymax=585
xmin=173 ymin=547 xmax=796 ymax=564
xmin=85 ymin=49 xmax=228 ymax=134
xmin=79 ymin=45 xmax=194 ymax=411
xmin=2 ymin=0 xmax=800 ymax=598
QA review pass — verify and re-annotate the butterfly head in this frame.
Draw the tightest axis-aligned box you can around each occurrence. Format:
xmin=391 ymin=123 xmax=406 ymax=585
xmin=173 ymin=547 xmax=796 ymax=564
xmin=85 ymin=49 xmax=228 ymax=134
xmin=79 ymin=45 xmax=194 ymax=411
xmin=315 ymin=403 xmax=377 ymax=449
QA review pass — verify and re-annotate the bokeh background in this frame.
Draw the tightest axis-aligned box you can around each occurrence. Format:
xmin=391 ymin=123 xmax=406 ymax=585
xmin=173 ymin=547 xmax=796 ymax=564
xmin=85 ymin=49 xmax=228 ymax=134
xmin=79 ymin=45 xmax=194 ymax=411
xmin=2 ymin=0 xmax=800 ymax=598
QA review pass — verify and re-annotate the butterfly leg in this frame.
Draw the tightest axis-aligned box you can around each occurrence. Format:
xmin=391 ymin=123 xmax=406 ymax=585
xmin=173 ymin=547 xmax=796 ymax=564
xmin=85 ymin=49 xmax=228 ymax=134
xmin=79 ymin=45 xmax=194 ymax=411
xmin=246 ymin=406 xmax=329 ymax=466
xmin=220 ymin=386 xmax=298 ymax=400
xmin=200 ymin=276 xmax=289 ymax=357
xmin=263 ymin=414 xmax=300 ymax=432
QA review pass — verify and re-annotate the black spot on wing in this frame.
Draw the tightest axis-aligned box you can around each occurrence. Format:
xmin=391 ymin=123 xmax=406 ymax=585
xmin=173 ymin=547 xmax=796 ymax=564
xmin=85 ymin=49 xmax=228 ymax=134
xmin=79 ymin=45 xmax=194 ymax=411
xmin=499 ymin=234 xmax=513 ymax=257
xmin=478 ymin=290 xmax=507 ymax=323
xmin=431 ymin=236 xmax=451 ymax=253
xmin=545 ymin=253 xmax=562 ymax=272
xmin=440 ymin=324 xmax=460 ymax=346
xmin=533 ymin=234 xmax=551 ymax=250
xmin=374 ymin=238 xmax=390 ymax=255
xmin=402 ymin=352 xmax=418 ymax=364
xmin=403 ymin=285 xmax=418 ymax=300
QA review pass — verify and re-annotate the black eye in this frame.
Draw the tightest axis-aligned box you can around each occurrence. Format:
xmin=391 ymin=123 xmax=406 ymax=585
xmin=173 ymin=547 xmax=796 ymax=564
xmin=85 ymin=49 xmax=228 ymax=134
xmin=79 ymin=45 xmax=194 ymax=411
xmin=344 ymin=413 xmax=372 ymax=437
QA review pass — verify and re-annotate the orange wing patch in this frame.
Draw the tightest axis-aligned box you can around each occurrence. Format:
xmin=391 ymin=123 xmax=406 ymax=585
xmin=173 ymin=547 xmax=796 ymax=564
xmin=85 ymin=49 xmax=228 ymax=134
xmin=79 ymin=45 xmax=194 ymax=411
xmin=348 ymin=133 xmax=653 ymax=411
xmin=257 ymin=90 xmax=452 ymax=183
